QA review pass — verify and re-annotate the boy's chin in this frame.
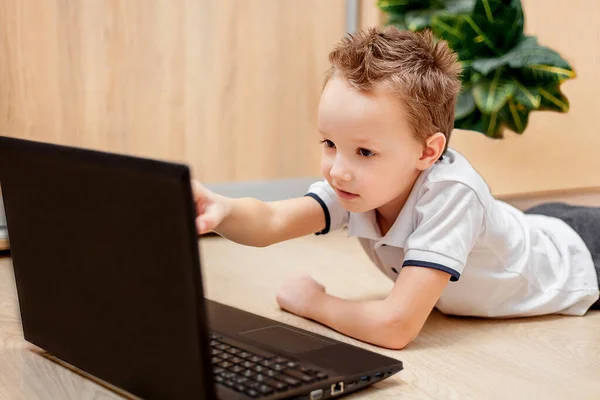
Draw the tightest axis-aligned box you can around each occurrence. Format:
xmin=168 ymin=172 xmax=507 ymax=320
xmin=339 ymin=199 xmax=373 ymax=214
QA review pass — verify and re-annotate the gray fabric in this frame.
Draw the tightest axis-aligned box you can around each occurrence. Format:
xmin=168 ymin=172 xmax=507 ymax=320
xmin=524 ymin=202 xmax=600 ymax=310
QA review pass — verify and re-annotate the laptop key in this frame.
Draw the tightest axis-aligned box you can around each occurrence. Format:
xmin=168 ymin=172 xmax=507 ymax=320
xmin=284 ymin=369 xmax=314 ymax=383
xmin=234 ymin=376 xmax=248 ymax=385
xmin=279 ymin=376 xmax=301 ymax=387
xmin=214 ymin=376 xmax=224 ymax=383
xmin=265 ymin=369 xmax=280 ymax=378
xmin=220 ymin=371 xmax=237 ymax=380
xmin=244 ymin=388 xmax=260 ymax=398
xmin=227 ymin=347 xmax=242 ymax=355
xmin=212 ymin=357 xmax=223 ymax=364
xmin=220 ymin=353 xmax=232 ymax=361
xmin=252 ymin=365 xmax=267 ymax=373
xmin=258 ymin=385 xmax=274 ymax=395
xmin=265 ymin=379 xmax=288 ymax=391
xmin=217 ymin=361 xmax=234 ymax=369
xmin=272 ymin=364 xmax=286 ymax=372
xmin=244 ymin=380 xmax=259 ymax=389
xmin=285 ymin=361 xmax=299 ymax=369
xmin=213 ymin=367 xmax=224 ymax=375
xmin=230 ymin=365 xmax=245 ymax=374
xmin=259 ymin=359 xmax=275 ymax=367
xmin=242 ymin=369 xmax=257 ymax=378
xmin=230 ymin=357 xmax=244 ymax=364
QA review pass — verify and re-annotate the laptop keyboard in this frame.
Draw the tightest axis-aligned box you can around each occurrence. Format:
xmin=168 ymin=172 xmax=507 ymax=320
xmin=209 ymin=333 xmax=329 ymax=398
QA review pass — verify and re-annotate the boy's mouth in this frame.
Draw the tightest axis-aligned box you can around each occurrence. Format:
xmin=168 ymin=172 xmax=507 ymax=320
xmin=334 ymin=187 xmax=359 ymax=200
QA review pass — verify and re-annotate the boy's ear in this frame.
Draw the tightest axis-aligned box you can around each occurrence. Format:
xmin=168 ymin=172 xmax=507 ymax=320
xmin=416 ymin=132 xmax=446 ymax=170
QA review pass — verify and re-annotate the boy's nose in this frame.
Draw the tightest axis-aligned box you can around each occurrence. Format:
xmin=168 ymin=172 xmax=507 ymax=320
xmin=330 ymin=161 xmax=352 ymax=182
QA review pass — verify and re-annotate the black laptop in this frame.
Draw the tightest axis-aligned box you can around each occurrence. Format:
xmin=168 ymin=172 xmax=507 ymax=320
xmin=0 ymin=136 xmax=403 ymax=400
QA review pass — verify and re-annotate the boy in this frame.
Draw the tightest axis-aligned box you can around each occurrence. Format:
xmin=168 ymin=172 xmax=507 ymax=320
xmin=192 ymin=26 xmax=600 ymax=350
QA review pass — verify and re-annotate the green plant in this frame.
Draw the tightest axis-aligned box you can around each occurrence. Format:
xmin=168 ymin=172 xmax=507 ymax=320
xmin=377 ymin=0 xmax=576 ymax=138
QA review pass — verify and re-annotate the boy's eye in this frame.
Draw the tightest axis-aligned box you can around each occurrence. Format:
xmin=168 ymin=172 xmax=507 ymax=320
xmin=358 ymin=148 xmax=375 ymax=157
xmin=320 ymin=139 xmax=336 ymax=149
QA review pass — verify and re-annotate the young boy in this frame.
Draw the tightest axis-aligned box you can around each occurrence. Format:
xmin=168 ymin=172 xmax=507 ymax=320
xmin=192 ymin=26 xmax=600 ymax=350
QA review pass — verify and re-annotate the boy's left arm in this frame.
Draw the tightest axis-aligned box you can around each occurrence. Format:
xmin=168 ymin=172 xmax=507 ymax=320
xmin=276 ymin=266 xmax=450 ymax=350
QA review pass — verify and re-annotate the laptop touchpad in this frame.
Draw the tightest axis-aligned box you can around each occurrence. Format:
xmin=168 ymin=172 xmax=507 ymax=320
xmin=240 ymin=325 xmax=335 ymax=354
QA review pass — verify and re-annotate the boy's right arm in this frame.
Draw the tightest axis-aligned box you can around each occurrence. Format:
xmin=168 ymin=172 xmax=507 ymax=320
xmin=192 ymin=180 xmax=326 ymax=247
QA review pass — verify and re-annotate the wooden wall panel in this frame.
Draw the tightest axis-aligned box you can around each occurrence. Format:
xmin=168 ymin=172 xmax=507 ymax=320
xmin=0 ymin=0 xmax=345 ymax=183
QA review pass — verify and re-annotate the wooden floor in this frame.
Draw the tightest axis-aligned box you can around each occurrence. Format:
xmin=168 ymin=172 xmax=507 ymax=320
xmin=1 ymin=229 xmax=599 ymax=399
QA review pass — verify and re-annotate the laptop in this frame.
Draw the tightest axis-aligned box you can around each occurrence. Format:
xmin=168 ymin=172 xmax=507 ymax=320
xmin=0 ymin=136 xmax=403 ymax=400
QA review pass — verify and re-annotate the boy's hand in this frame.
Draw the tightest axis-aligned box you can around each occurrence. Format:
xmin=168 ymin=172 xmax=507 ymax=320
xmin=191 ymin=180 xmax=231 ymax=235
xmin=276 ymin=273 xmax=326 ymax=319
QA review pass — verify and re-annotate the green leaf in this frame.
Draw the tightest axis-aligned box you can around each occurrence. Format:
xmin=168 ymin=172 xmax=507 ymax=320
xmin=480 ymin=110 xmax=503 ymax=138
xmin=472 ymin=0 xmax=524 ymax=53
xmin=387 ymin=14 xmax=408 ymax=31
xmin=454 ymin=108 xmax=502 ymax=138
xmin=472 ymin=36 xmax=574 ymax=76
xmin=455 ymin=85 xmax=476 ymax=120
xmin=499 ymin=99 xmax=530 ymax=134
xmin=463 ymin=14 xmax=501 ymax=56
xmin=405 ymin=9 xmax=440 ymax=31
xmin=445 ymin=0 xmax=476 ymax=14
xmin=430 ymin=14 xmax=477 ymax=61
xmin=520 ymin=64 xmax=576 ymax=85
xmin=473 ymin=68 xmax=515 ymax=114
xmin=538 ymin=85 xmax=570 ymax=112
xmin=512 ymin=79 xmax=541 ymax=109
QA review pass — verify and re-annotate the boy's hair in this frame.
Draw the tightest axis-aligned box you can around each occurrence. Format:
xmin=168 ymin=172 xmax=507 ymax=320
xmin=325 ymin=26 xmax=462 ymax=154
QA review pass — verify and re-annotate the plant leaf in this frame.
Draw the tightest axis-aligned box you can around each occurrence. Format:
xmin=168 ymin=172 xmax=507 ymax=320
xmin=512 ymin=79 xmax=541 ymax=109
xmin=538 ymin=85 xmax=570 ymax=112
xmin=455 ymin=85 xmax=476 ymax=120
xmin=480 ymin=110 xmax=503 ymax=138
xmin=473 ymin=68 xmax=515 ymax=113
xmin=430 ymin=14 xmax=477 ymax=61
xmin=405 ymin=9 xmax=441 ymax=31
xmin=499 ymin=99 xmax=530 ymax=134
xmin=472 ymin=0 xmax=524 ymax=52
xmin=445 ymin=0 xmax=476 ymax=14
xmin=472 ymin=36 xmax=574 ymax=76
xmin=454 ymin=108 xmax=502 ymax=138
xmin=520 ymin=64 xmax=576 ymax=85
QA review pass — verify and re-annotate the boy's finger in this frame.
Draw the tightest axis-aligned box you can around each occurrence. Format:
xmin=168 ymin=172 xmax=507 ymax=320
xmin=191 ymin=180 xmax=209 ymax=202
xmin=195 ymin=215 xmax=216 ymax=234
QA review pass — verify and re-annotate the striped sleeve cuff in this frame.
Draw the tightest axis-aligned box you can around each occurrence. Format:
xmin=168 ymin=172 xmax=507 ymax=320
xmin=305 ymin=180 xmax=349 ymax=234
xmin=403 ymin=249 xmax=463 ymax=282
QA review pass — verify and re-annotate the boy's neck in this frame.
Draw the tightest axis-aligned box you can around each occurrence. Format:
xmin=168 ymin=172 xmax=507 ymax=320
xmin=375 ymin=173 xmax=420 ymax=237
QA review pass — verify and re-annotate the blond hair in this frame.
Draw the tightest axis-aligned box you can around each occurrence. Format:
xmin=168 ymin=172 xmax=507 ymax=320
xmin=325 ymin=26 xmax=462 ymax=153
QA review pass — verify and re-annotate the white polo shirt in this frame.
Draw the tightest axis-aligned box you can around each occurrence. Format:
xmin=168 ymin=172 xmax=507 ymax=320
xmin=306 ymin=148 xmax=600 ymax=317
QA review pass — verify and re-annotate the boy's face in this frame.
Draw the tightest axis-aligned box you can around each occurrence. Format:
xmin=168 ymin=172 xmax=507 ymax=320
xmin=317 ymin=77 xmax=425 ymax=214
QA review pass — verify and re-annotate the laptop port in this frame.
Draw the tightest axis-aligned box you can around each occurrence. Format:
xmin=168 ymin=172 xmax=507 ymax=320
xmin=310 ymin=389 xmax=323 ymax=399
xmin=331 ymin=381 xmax=344 ymax=396
xmin=360 ymin=375 xmax=371 ymax=382
xmin=346 ymin=380 xmax=357 ymax=388
xmin=374 ymin=372 xmax=384 ymax=379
